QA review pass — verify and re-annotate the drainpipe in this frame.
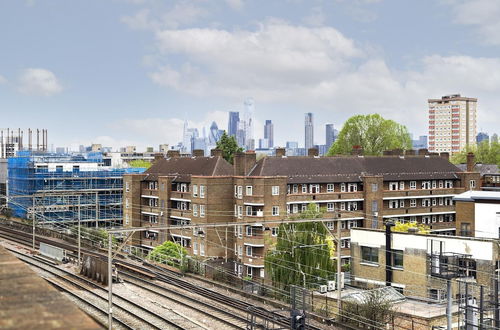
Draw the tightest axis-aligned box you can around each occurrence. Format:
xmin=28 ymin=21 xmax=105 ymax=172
xmin=385 ymin=220 xmax=395 ymax=287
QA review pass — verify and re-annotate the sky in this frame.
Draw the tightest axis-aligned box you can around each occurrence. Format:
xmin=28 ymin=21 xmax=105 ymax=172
xmin=1 ymin=0 xmax=500 ymax=151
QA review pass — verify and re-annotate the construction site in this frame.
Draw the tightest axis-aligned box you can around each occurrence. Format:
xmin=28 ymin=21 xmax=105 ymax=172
xmin=7 ymin=150 xmax=145 ymax=228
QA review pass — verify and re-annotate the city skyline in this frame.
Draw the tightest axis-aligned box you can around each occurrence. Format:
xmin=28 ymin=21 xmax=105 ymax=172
xmin=2 ymin=1 xmax=500 ymax=150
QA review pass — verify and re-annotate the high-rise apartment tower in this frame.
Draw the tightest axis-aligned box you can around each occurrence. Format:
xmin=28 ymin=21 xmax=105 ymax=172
xmin=304 ymin=113 xmax=314 ymax=151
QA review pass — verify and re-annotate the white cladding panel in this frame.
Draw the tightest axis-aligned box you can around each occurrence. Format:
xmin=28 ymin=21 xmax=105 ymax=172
xmin=475 ymin=203 xmax=500 ymax=239
xmin=351 ymin=229 xmax=494 ymax=261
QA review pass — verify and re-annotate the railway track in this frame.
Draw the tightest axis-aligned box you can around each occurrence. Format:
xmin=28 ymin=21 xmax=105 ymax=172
xmin=7 ymin=248 xmax=191 ymax=330
xmin=0 ymin=222 xmax=331 ymax=329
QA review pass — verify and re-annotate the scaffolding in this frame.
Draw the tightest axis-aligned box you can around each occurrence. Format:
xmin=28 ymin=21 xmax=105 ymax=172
xmin=7 ymin=150 xmax=144 ymax=227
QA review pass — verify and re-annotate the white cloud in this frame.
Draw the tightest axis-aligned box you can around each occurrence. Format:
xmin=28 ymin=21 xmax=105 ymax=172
xmin=225 ymin=0 xmax=244 ymax=10
xmin=0 ymin=75 xmax=7 ymax=85
xmin=18 ymin=68 xmax=63 ymax=96
xmin=447 ymin=0 xmax=500 ymax=45
xmin=121 ymin=2 xmax=207 ymax=31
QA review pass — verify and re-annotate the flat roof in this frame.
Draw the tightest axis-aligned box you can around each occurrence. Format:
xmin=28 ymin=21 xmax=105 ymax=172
xmin=453 ymin=190 xmax=500 ymax=202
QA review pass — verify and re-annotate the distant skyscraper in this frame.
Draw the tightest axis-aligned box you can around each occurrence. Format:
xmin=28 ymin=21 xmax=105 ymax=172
xmin=209 ymin=121 xmax=222 ymax=145
xmin=264 ymin=120 xmax=274 ymax=148
xmin=304 ymin=113 xmax=314 ymax=151
xmin=428 ymin=94 xmax=477 ymax=153
xmin=325 ymin=124 xmax=335 ymax=149
xmin=228 ymin=111 xmax=239 ymax=137
xmin=243 ymin=98 xmax=255 ymax=150
xmin=412 ymin=135 xmax=428 ymax=149
xmin=476 ymin=132 xmax=489 ymax=144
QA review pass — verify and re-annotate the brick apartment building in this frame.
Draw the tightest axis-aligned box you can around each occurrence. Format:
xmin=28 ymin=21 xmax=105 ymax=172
xmin=123 ymin=148 xmax=479 ymax=279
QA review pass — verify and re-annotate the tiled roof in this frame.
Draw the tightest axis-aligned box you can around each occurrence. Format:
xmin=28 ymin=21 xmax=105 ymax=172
xmin=456 ymin=163 xmax=499 ymax=176
xmin=144 ymin=156 xmax=233 ymax=181
xmin=248 ymin=156 xmax=462 ymax=183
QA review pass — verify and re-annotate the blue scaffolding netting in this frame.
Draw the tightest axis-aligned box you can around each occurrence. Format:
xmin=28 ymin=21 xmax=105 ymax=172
xmin=8 ymin=151 xmax=144 ymax=225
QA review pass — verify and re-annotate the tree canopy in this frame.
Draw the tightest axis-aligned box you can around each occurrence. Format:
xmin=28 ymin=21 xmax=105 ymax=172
xmin=129 ymin=159 xmax=152 ymax=169
xmin=264 ymin=204 xmax=335 ymax=291
xmin=215 ymin=131 xmax=244 ymax=164
xmin=393 ymin=221 xmax=430 ymax=234
xmin=327 ymin=114 xmax=412 ymax=156
xmin=450 ymin=140 xmax=500 ymax=166
xmin=147 ymin=240 xmax=187 ymax=270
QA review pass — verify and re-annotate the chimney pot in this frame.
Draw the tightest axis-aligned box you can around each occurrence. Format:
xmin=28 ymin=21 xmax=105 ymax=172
xmin=193 ymin=149 xmax=204 ymax=157
xmin=418 ymin=148 xmax=429 ymax=156
xmin=308 ymin=148 xmax=319 ymax=157
xmin=275 ymin=147 xmax=286 ymax=157
xmin=167 ymin=150 xmax=180 ymax=158
xmin=210 ymin=148 xmax=223 ymax=157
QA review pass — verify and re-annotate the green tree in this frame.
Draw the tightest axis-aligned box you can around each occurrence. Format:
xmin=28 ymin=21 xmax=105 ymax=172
xmin=129 ymin=159 xmax=152 ymax=169
xmin=342 ymin=288 xmax=396 ymax=329
xmin=393 ymin=221 xmax=430 ymax=234
xmin=264 ymin=204 xmax=335 ymax=292
xmin=450 ymin=140 xmax=500 ymax=166
xmin=147 ymin=240 xmax=187 ymax=270
xmin=215 ymin=131 xmax=243 ymax=164
xmin=327 ymin=114 xmax=412 ymax=156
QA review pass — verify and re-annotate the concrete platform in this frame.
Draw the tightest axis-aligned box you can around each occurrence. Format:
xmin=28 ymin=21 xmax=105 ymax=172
xmin=0 ymin=245 xmax=102 ymax=329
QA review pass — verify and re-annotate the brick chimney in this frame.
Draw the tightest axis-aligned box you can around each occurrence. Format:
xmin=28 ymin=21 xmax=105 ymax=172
xmin=193 ymin=149 xmax=204 ymax=157
xmin=429 ymin=152 xmax=440 ymax=157
xmin=351 ymin=145 xmax=363 ymax=156
xmin=383 ymin=150 xmax=393 ymax=156
xmin=440 ymin=152 xmax=450 ymax=161
xmin=210 ymin=148 xmax=223 ymax=157
xmin=167 ymin=150 xmax=180 ymax=158
xmin=234 ymin=151 xmax=257 ymax=176
xmin=467 ymin=152 xmax=475 ymax=172
xmin=308 ymin=148 xmax=319 ymax=157
xmin=418 ymin=148 xmax=429 ymax=156
xmin=275 ymin=147 xmax=286 ymax=157
xmin=405 ymin=149 xmax=416 ymax=156
xmin=392 ymin=148 xmax=403 ymax=156
xmin=153 ymin=153 xmax=164 ymax=161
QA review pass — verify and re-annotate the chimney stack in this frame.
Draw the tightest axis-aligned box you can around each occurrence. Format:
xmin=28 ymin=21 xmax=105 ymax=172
xmin=193 ymin=149 xmax=204 ymax=157
xmin=275 ymin=147 xmax=286 ymax=157
xmin=440 ymin=152 xmax=450 ymax=161
xmin=308 ymin=148 xmax=319 ymax=157
xmin=351 ymin=145 xmax=363 ymax=156
xmin=405 ymin=149 xmax=416 ymax=156
xmin=466 ymin=152 xmax=475 ymax=172
xmin=167 ymin=150 xmax=180 ymax=158
xmin=154 ymin=153 xmax=164 ymax=161
xmin=418 ymin=148 xmax=429 ymax=156
xmin=210 ymin=148 xmax=223 ymax=157
xmin=233 ymin=151 xmax=257 ymax=176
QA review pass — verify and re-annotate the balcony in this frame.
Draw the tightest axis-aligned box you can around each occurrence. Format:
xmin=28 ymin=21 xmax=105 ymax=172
xmin=170 ymin=190 xmax=192 ymax=200
xmin=286 ymin=192 xmax=364 ymax=203
xmin=170 ymin=209 xmax=192 ymax=219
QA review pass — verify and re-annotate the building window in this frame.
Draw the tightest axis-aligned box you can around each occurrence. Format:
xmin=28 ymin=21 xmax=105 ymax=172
xmin=361 ymin=246 xmax=378 ymax=264
xmin=327 ymin=184 xmax=334 ymax=192
xmin=292 ymin=204 xmax=298 ymax=214
xmin=470 ymin=180 xmax=476 ymax=189
xmin=432 ymin=180 xmax=437 ymax=189
xmin=302 ymin=185 xmax=307 ymax=193
xmin=246 ymin=186 xmax=253 ymax=196
xmin=292 ymin=184 xmax=298 ymax=193
xmin=193 ymin=204 xmax=198 ymax=217
xmin=422 ymin=181 xmax=431 ymax=189
xmin=199 ymin=205 xmax=205 ymax=217
xmin=246 ymin=206 xmax=252 ymax=216
xmin=371 ymin=183 xmax=378 ymax=192
xmin=272 ymin=186 xmax=280 ymax=195
xmin=389 ymin=200 xmax=398 ymax=209
xmin=410 ymin=199 xmax=416 ymax=208
xmin=237 ymin=186 xmax=243 ymax=199
xmin=399 ymin=181 xmax=405 ymax=190
xmin=445 ymin=180 xmax=453 ymax=188
xmin=439 ymin=180 xmax=444 ymax=188
xmin=460 ymin=223 xmax=471 ymax=237
xmin=392 ymin=250 xmax=403 ymax=268
xmin=272 ymin=206 xmax=280 ymax=216
xmin=234 ymin=185 xmax=237 ymax=197
xmin=125 ymin=214 xmax=129 ymax=225
xmin=271 ymin=227 xmax=279 ymax=236
xmin=399 ymin=200 xmax=405 ymax=208
xmin=193 ymin=242 xmax=198 ymax=255
xmin=389 ymin=182 xmax=398 ymax=191
xmin=340 ymin=183 xmax=346 ymax=192
xmin=247 ymin=266 xmax=253 ymax=277
xmin=340 ymin=202 xmax=345 ymax=211
xmin=246 ymin=226 xmax=252 ymax=236
xmin=237 ymin=206 xmax=243 ymax=218
xmin=260 ymin=269 xmax=265 ymax=278
xmin=348 ymin=183 xmax=357 ymax=192
xmin=246 ymin=246 xmax=253 ymax=257
xmin=192 ymin=184 xmax=198 ymax=197
xmin=125 ymin=198 xmax=129 ymax=209
xmin=422 ymin=199 xmax=431 ymax=207
xmin=200 ymin=185 xmax=206 ymax=198
xmin=327 ymin=203 xmax=334 ymax=212
xmin=200 ymin=242 xmax=205 ymax=256
xmin=238 ymin=245 xmax=243 ymax=256
xmin=409 ymin=181 xmax=416 ymax=190
xmin=125 ymin=182 xmax=130 ymax=192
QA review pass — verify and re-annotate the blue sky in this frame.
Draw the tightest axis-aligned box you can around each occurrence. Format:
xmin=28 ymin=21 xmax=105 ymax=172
xmin=1 ymin=0 xmax=500 ymax=150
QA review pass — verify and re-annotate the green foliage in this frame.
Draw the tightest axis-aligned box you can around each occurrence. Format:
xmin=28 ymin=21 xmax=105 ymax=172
xmin=70 ymin=226 xmax=117 ymax=247
xmin=215 ymin=131 xmax=243 ymax=164
xmin=147 ymin=240 xmax=187 ymax=270
xmin=342 ymin=289 xmax=396 ymax=328
xmin=129 ymin=159 xmax=152 ymax=169
xmin=265 ymin=204 xmax=335 ymax=291
xmin=327 ymin=114 xmax=412 ymax=156
xmin=450 ymin=140 xmax=500 ymax=166
xmin=393 ymin=221 xmax=430 ymax=234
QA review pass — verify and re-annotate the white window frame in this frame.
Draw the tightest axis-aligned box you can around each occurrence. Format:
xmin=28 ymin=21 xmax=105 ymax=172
xmin=340 ymin=183 xmax=346 ymax=192
xmin=327 ymin=184 xmax=334 ymax=192
xmin=389 ymin=182 xmax=398 ymax=191
xmin=410 ymin=199 xmax=416 ymax=208
xmin=409 ymin=181 xmax=416 ymax=190
xmin=199 ymin=185 xmax=206 ymax=198
xmin=193 ymin=204 xmax=198 ymax=217
xmin=193 ymin=242 xmax=198 ymax=255
xmin=327 ymin=202 xmax=334 ymax=212
xmin=272 ymin=206 xmax=280 ymax=216
xmin=246 ymin=186 xmax=253 ymax=196
xmin=192 ymin=184 xmax=198 ymax=197
xmin=125 ymin=182 xmax=130 ymax=192
xmin=272 ymin=186 xmax=280 ymax=196
xmin=302 ymin=185 xmax=307 ymax=193
xmin=199 ymin=205 xmax=206 ymax=217
xmin=237 ymin=186 xmax=243 ymax=199
xmin=200 ymin=242 xmax=205 ymax=256
xmin=246 ymin=245 xmax=253 ymax=257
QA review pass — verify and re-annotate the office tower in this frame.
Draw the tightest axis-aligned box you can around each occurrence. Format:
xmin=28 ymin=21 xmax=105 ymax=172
xmin=264 ymin=120 xmax=274 ymax=148
xmin=325 ymin=124 xmax=335 ymax=149
xmin=428 ymin=94 xmax=477 ymax=154
xmin=209 ymin=121 xmax=222 ymax=145
xmin=476 ymin=132 xmax=489 ymax=144
xmin=228 ymin=112 xmax=239 ymax=137
xmin=243 ymin=98 xmax=255 ymax=150
xmin=304 ymin=113 xmax=314 ymax=151
xmin=412 ymin=135 xmax=428 ymax=149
